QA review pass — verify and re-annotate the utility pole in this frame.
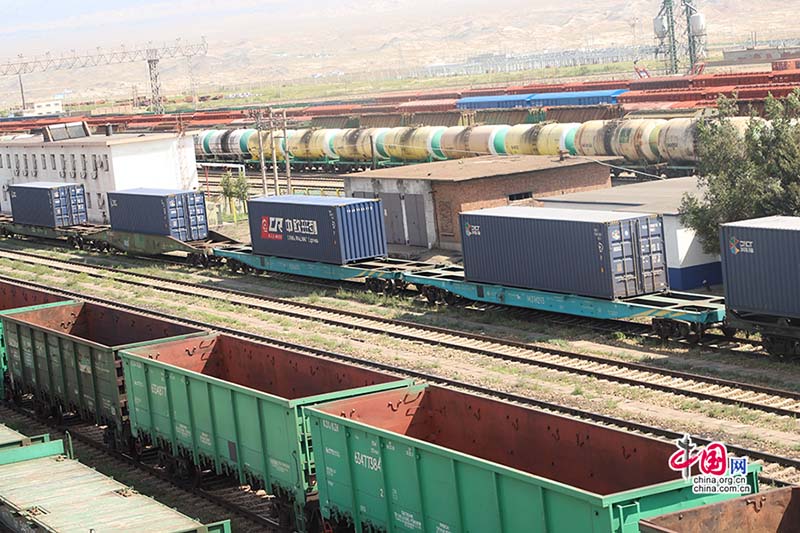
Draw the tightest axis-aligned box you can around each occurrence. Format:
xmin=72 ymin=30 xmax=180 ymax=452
xmin=17 ymin=73 xmax=25 ymax=111
xmin=147 ymin=53 xmax=163 ymax=114
xmin=655 ymin=0 xmax=679 ymax=74
xmin=247 ymin=108 xmax=268 ymax=195
xmin=268 ymin=109 xmax=280 ymax=195
xmin=282 ymin=109 xmax=292 ymax=195
xmin=248 ymin=108 xmax=269 ymax=196
xmin=654 ymin=0 xmax=706 ymax=75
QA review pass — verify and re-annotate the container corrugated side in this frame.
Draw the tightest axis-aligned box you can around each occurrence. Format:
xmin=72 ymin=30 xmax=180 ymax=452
xmin=308 ymin=384 xmax=759 ymax=533
xmin=460 ymin=207 xmax=668 ymax=299
xmin=248 ymin=196 xmax=387 ymax=264
xmin=721 ymin=217 xmax=800 ymax=319
xmin=9 ymin=183 xmax=87 ymax=227
xmin=108 ymin=190 xmax=208 ymax=242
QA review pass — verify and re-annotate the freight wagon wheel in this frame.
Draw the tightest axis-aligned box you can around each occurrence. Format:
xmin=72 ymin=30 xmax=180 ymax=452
xmin=387 ymin=279 xmax=407 ymax=295
xmin=721 ymin=326 xmax=738 ymax=339
xmin=421 ymin=286 xmax=445 ymax=305
xmin=762 ymin=335 xmax=800 ymax=360
xmin=176 ymin=457 xmax=198 ymax=482
xmin=365 ymin=277 xmax=387 ymax=293
xmin=443 ymin=292 xmax=462 ymax=306
xmin=227 ymin=259 xmax=241 ymax=273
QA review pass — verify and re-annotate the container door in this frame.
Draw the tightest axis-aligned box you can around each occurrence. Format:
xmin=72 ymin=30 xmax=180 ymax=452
xmin=609 ymin=221 xmax=639 ymax=298
xmin=405 ymin=194 xmax=428 ymax=247
xmin=379 ymin=193 xmax=405 ymax=245
xmin=167 ymin=198 xmax=183 ymax=240
xmin=637 ymin=217 xmax=667 ymax=294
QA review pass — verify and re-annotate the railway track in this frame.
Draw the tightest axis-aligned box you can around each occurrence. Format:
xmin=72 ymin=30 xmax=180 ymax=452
xmin=0 ymin=247 xmax=794 ymax=422
xmin=2 ymin=275 xmax=797 ymax=489
xmin=0 ymin=404 xmax=282 ymax=533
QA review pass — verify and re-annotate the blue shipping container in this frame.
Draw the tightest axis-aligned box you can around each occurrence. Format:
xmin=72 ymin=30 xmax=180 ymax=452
xmin=721 ymin=216 xmax=800 ymax=320
xmin=248 ymin=195 xmax=387 ymax=264
xmin=460 ymin=206 xmax=668 ymax=299
xmin=456 ymin=94 xmax=533 ymax=110
xmin=9 ymin=182 xmax=87 ymax=228
xmin=107 ymin=188 xmax=208 ymax=242
xmin=528 ymin=89 xmax=628 ymax=107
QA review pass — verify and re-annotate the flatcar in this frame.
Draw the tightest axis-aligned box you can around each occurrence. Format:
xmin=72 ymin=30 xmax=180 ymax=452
xmin=215 ymin=245 xmax=727 ymax=341
xmin=0 ymin=213 xmax=235 ymax=265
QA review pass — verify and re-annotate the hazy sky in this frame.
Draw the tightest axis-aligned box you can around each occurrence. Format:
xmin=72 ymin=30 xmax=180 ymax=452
xmin=0 ymin=0 xmax=301 ymax=55
xmin=0 ymin=0 xmax=529 ymax=57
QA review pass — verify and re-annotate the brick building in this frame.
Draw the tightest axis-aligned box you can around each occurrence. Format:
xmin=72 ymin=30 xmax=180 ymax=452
xmin=344 ymin=155 xmax=611 ymax=250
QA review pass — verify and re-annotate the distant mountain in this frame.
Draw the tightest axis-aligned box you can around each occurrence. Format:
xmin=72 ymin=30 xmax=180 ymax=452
xmin=2 ymin=0 xmax=798 ymax=108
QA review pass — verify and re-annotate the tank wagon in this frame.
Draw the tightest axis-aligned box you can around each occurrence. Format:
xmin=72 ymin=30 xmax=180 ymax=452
xmin=308 ymin=384 xmax=760 ymax=533
xmin=2 ymin=301 xmax=206 ymax=447
xmin=190 ymin=115 xmax=763 ymax=177
xmin=119 ymin=333 xmax=412 ymax=531
xmin=0 ymin=424 xmax=232 ymax=533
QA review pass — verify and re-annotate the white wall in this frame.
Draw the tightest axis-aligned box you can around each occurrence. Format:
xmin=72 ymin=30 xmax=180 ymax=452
xmin=663 ymin=214 xmax=720 ymax=268
xmin=110 ymin=136 xmax=198 ymax=191
xmin=0 ymin=135 xmax=198 ymax=224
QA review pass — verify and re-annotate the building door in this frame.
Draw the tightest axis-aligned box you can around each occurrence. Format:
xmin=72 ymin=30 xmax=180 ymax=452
xmin=378 ymin=192 xmax=405 ymax=244
xmin=404 ymin=194 xmax=428 ymax=247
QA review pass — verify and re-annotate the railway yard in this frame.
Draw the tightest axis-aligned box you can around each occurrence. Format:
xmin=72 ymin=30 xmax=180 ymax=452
xmin=4 ymin=3 xmax=800 ymax=533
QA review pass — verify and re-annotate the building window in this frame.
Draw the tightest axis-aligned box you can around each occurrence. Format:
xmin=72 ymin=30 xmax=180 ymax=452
xmin=22 ymin=155 xmax=28 ymax=171
xmin=60 ymin=154 xmax=66 ymax=172
xmin=508 ymin=191 xmax=533 ymax=202
xmin=81 ymin=154 xmax=87 ymax=172
xmin=91 ymin=154 xmax=97 ymax=171
xmin=97 ymin=192 xmax=104 ymax=208
xmin=86 ymin=193 xmax=92 ymax=208
xmin=103 ymin=154 xmax=109 ymax=171
xmin=41 ymin=154 xmax=46 ymax=169
xmin=32 ymin=155 xmax=37 ymax=171
xmin=0 ymin=154 xmax=3 ymax=169
xmin=14 ymin=154 xmax=19 ymax=169
xmin=70 ymin=154 xmax=76 ymax=171
xmin=51 ymin=154 xmax=56 ymax=169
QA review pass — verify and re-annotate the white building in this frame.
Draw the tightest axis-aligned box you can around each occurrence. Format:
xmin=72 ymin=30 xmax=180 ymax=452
xmin=0 ymin=129 xmax=197 ymax=223
xmin=22 ymin=101 xmax=63 ymax=117
xmin=537 ymin=177 xmax=721 ymax=291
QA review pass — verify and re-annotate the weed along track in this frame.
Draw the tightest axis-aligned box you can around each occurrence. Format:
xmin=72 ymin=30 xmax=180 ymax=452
xmin=1 ymin=247 xmax=799 ymax=423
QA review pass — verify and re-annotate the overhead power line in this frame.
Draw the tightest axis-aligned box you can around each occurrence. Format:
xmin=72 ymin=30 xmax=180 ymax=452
xmin=2 ymin=38 xmax=208 ymax=114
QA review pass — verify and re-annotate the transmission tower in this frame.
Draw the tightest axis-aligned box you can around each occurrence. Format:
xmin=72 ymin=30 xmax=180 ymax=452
xmin=654 ymin=0 xmax=706 ymax=75
xmin=1 ymin=38 xmax=208 ymax=114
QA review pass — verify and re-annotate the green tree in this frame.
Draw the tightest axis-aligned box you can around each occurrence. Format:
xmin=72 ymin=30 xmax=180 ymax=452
xmin=219 ymin=169 xmax=237 ymax=222
xmin=233 ymin=171 xmax=250 ymax=212
xmin=680 ymin=91 xmax=800 ymax=254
